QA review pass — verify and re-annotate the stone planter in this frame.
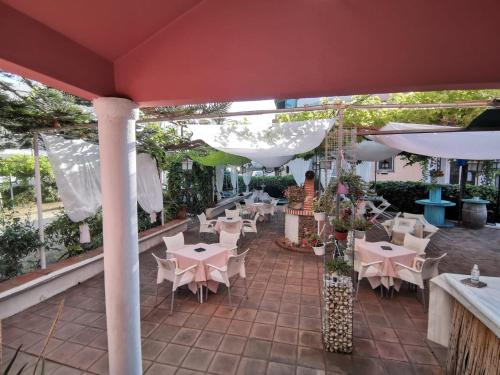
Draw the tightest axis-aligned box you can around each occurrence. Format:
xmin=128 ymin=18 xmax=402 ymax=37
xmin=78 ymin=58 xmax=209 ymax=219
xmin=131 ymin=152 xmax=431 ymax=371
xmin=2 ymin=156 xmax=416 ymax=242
xmin=312 ymin=245 xmax=325 ymax=256
xmin=313 ymin=212 xmax=326 ymax=221
xmin=323 ymin=274 xmax=353 ymax=353
xmin=354 ymin=230 xmax=365 ymax=240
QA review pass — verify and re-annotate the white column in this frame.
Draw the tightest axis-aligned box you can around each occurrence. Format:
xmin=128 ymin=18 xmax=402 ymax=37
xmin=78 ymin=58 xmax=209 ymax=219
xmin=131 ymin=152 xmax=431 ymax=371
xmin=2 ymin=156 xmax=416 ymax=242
xmin=93 ymin=97 xmax=142 ymax=375
xmin=33 ymin=133 xmax=46 ymax=269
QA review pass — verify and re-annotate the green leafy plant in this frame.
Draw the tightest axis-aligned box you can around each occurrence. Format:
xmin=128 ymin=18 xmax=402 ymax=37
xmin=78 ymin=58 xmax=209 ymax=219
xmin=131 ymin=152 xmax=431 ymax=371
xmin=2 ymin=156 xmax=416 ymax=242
xmin=330 ymin=217 xmax=352 ymax=233
xmin=0 ymin=217 xmax=42 ymax=280
xmin=307 ymin=233 xmax=324 ymax=247
xmin=312 ymin=196 xmax=330 ymax=213
xmin=353 ymin=217 xmax=372 ymax=231
xmin=326 ymin=257 xmax=351 ymax=276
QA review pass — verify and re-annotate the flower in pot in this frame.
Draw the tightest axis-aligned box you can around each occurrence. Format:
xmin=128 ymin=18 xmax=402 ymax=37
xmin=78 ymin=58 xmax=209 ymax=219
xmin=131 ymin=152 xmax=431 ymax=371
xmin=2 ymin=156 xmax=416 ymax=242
xmin=353 ymin=218 xmax=372 ymax=239
xmin=285 ymin=186 xmax=305 ymax=210
xmin=429 ymin=169 xmax=444 ymax=185
xmin=308 ymin=233 xmax=325 ymax=256
xmin=330 ymin=217 xmax=351 ymax=241
xmin=312 ymin=197 xmax=328 ymax=221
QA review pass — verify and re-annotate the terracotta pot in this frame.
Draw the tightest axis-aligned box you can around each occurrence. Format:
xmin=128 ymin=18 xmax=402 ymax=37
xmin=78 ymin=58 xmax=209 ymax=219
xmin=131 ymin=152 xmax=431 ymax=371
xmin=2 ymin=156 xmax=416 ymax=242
xmin=176 ymin=206 xmax=187 ymax=219
xmin=335 ymin=231 xmax=348 ymax=241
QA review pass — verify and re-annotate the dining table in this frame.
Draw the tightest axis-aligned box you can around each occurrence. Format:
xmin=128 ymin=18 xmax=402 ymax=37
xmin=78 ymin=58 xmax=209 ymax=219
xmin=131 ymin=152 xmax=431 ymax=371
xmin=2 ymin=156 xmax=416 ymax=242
xmin=357 ymin=240 xmax=417 ymax=290
xmin=168 ymin=243 xmax=230 ymax=303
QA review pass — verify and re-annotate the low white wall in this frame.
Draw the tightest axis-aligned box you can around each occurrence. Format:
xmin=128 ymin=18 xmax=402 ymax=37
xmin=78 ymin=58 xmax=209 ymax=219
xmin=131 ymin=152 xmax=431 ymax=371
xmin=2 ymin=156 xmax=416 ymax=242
xmin=206 ymin=193 xmax=251 ymax=219
xmin=0 ymin=219 xmax=189 ymax=320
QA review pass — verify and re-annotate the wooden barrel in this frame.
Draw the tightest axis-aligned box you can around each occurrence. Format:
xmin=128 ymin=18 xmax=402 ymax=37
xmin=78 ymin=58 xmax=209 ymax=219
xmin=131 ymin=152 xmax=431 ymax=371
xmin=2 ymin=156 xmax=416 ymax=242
xmin=462 ymin=203 xmax=487 ymax=229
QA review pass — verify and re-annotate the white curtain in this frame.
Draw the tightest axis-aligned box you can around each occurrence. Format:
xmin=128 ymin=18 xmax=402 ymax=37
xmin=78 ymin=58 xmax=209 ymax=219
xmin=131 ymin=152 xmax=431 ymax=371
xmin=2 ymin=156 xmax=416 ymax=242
xmin=42 ymin=135 xmax=101 ymax=222
xmin=137 ymin=153 xmax=163 ymax=222
xmin=187 ymin=119 xmax=334 ymax=168
xmin=370 ymin=122 xmax=500 ymax=160
xmin=356 ymin=161 xmax=372 ymax=182
xmin=215 ymin=166 xmax=224 ymax=200
xmin=287 ymin=158 xmax=312 ymax=186
xmin=229 ymin=166 xmax=238 ymax=194
xmin=242 ymin=171 xmax=252 ymax=192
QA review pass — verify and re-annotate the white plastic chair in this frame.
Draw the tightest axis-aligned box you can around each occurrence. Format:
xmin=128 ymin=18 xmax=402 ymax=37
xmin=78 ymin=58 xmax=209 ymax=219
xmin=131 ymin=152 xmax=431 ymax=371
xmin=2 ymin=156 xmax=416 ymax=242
xmin=354 ymin=249 xmax=384 ymax=300
xmin=242 ymin=213 xmax=260 ymax=236
xmin=366 ymin=201 xmax=390 ymax=221
xmin=403 ymin=233 xmax=430 ymax=258
xmin=403 ymin=213 xmax=439 ymax=239
xmin=394 ymin=253 xmax=447 ymax=310
xmin=206 ymin=249 xmax=249 ymax=307
xmin=219 ymin=230 xmax=240 ymax=256
xmin=198 ymin=213 xmax=217 ymax=239
xmin=392 ymin=217 xmax=417 ymax=234
xmin=163 ymin=232 xmax=184 ymax=259
xmin=235 ymin=201 xmax=250 ymax=217
xmin=152 ymin=254 xmax=197 ymax=314
xmin=225 ymin=209 xmax=240 ymax=218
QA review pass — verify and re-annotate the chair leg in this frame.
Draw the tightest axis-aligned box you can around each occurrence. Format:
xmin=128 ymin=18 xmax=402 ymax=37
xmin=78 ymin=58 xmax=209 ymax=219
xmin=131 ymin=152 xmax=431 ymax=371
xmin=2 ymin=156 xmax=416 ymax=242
xmin=227 ymin=285 xmax=232 ymax=307
xmin=421 ymin=287 xmax=427 ymax=312
xmin=243 ymin=278 xmax=249 ymax=300
xmin=170 ymin=289 xmax=175 ymax=315
xmin=206 ymin=284 xmax=209 ymax=301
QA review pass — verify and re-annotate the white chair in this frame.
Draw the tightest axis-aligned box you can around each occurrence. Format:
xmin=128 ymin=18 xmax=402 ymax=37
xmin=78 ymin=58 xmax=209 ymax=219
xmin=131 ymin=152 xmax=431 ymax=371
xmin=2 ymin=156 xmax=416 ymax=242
xmin=163 ymin=232 xmax=184 ymax=259
xmin=152 ymin=254 xmax=197 ymax=314
xmin=242 ymin=213 xmax=260 ymax=236
xmin=206 ymin=249 xmax=249 ymax=307
xmin=235 ymin=201 xmax=250 ymax=217
xmin=260 ymin=203 xmax=274 ymax=220
xmin=365 ymin=201 xmax=389 ymax=222
xmin=394 ymin=253 xmax=447 ymax=310
xmin=403 ymin=213 xmax=439 ymax=239
xmin=219 ymin=230 xmax=240 ymax=256
xmin=354 ymin=249 xmax=384 ymax=300
xmin=225 ymin=209 xmax=240 ymax=218
xmin=403 ymin=233 xmax=430 ymax=258
xmin=198 ymin=213 xmax=217 ymax=239
xmin=392 ymin=217 xmax=417 ymax=234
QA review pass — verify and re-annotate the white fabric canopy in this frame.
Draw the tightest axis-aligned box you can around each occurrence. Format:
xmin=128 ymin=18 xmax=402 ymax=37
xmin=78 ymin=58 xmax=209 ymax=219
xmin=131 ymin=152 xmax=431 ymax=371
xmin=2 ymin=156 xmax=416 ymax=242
xmin=355 ymin=140 xmax=401 ymax=161
xmin=215 ymin=166 xmax=224 ymax=199
xmin=137 ymin=153 xmax=163 ymax=220
xmin=242 ymin=171 xmax=252 ymax=192
xmin=187 ymin=119 xmax=334 ymax=168
xmin=370 ymin=122 xmax=500 ymax=160
xmin=42 ymin=135 xmax=101 ymax=222
xmin=286 ymin=158 xmax=312 ymax=186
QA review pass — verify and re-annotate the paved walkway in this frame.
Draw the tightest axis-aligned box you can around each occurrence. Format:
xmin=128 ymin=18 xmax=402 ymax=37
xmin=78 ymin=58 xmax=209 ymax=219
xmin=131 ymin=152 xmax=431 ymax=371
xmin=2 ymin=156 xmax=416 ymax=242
xmin=4 ymin=212 xmax=498 ymax=374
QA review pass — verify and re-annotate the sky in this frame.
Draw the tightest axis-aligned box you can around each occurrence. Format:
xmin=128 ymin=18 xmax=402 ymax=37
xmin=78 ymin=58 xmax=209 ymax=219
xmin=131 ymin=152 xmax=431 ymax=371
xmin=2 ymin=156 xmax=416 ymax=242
xmin=229 ymin=100 xmax=276 ymax=126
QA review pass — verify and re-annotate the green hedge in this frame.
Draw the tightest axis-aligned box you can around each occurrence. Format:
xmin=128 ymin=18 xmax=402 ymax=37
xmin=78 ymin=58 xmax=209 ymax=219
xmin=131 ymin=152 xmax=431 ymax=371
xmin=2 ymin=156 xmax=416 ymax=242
xmin=238 ymin=175 xmax=297 ymax=198
xmin=371 ymin=181 xmax=499 ymax=220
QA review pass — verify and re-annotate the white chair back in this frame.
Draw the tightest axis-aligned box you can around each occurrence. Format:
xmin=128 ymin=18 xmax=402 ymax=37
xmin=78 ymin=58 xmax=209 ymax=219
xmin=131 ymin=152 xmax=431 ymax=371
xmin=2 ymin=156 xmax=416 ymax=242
xmin=225 ymin=209 xmax=240 ymax=218
xmin=152 ymin=254 xmax=177 ymax=283
xmin=227 ymin=249 xmax=249 ymax=278
xmin=220 ymin=230 xmax=240 ymax=249
xmin=221 ymin=220 xmax=242 ymax=234
xmin=420 ymin=253 xmax=447 ymax=280
xmin=394 ymin=217 xmax=417 ymax=231
xmin=163 ymin=232 xmax=184 ymax=252
xmin=198 ymin=212 xmax=208 ymax=224
xmin=244 ymin=198 xmax=254 ymax=206
xmin=404 ymin=233 xmax=430 ymax=256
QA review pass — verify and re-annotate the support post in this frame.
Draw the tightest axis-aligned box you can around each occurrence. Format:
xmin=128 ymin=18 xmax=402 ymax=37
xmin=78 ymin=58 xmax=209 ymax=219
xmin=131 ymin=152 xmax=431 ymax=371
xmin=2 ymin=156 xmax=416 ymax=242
xmin=33 ymin=133 xmax=46 ymax=269
xmin=160 ymin=169 xmax=165 ymax=226
xmin=93 ymin=97 xmax=142 ymax=375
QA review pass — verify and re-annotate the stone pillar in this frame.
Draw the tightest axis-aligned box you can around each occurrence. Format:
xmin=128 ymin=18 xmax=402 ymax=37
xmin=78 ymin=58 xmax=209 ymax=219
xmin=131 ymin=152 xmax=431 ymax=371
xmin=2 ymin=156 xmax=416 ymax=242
xmin=93 ymin=97 xmax=142 ymax=375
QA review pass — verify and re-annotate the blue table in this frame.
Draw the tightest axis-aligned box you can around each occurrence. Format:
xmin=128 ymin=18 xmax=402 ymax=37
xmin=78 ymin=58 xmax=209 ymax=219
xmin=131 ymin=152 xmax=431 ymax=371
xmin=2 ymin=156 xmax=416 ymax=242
xmin=415 ymin=186 xmax=456 ymax=227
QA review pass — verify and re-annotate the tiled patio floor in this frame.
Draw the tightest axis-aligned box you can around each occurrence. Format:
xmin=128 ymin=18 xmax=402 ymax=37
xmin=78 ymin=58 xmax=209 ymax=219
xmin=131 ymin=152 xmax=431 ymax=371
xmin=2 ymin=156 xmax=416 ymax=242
xmin=3 ymin=211 xmax=498 ymax=374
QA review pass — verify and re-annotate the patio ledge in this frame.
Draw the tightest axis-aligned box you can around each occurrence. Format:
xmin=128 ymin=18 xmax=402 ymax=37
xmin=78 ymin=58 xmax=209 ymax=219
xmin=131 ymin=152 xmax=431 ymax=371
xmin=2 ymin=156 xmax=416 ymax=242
xmin=0 ymin=218 xmax=189 ymax=319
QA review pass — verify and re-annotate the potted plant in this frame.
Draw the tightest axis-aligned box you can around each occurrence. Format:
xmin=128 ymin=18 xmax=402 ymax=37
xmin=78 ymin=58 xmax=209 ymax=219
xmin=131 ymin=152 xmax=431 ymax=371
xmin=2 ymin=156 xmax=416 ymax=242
xmin=326 ymin=257 xmax=351 ymax=278
xmin=331 ymin=217 xmax=351 ymax=241
xmin=353 ymin=218 xmax=372 ymax=239
xmin=308 ymin=233 xmax=325 ymax=256
xmin=285 ymin=186 xmax=305 ymax=210
xmin=312 ymin=197 xmax=328 ymax=221
xmin=176 ymin=204 xmax=188 ymax=219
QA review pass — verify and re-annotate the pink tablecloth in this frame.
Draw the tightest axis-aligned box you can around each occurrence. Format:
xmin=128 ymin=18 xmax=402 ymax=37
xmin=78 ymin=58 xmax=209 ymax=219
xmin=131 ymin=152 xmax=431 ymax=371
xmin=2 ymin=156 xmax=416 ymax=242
xmin=214 ymin=217 xmax=243 ymax=233
xmin=358 ymin=241 xmax=416 ymax=289
xmin=169 ymin=243 xmax=229 ymax=294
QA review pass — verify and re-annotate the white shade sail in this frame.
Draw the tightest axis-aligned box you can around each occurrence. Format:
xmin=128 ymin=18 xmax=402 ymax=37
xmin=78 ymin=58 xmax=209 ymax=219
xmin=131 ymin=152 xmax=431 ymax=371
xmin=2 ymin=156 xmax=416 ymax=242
xmin=137 ymin=153 xmax=163 ymax=217
xmin=286 ymin=158 xmax=312 ymax=186
xmin=42 ymin=135 xmax=101 ymax=222
xmin=355 ymin=140 xmax=401 ymax=161
xmin=187 ymin=119 xmax=334 ymax=168
xmin=370 ymin=122 xmax=500 ymax=160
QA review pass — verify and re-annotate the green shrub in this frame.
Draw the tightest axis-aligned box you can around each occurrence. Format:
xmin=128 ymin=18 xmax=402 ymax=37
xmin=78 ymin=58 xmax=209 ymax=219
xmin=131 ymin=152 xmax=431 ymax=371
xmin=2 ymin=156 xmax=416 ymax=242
xmin=0 ymin=217 xmax=42 ymax=280
xmin=239 ymin=175 xmax=297 ymax=197
xmin=371 ymin=181 xmax=499 ymax=220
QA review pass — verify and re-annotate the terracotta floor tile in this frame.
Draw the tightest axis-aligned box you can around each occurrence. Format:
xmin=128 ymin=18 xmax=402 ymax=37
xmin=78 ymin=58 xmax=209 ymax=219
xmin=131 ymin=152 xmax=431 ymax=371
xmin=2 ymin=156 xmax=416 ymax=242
xmin=382 ymin=359 xmax=415 ymax=375
xmin=255 ymin=311 xmax=278 ymax=325
xmin=375 ymin=341 xmax=408 ymax=362
xmin=370 ymin=326 xmax=399 ymax=343
xmin=250 ymin=323 xmax=275 ymax=340
xmin=195 ymin=330 xmax=224 ymax=350
xmin=270 ymin=342 xmax=297 ymax=364
xmin=296 ymin=366 xmax=325 ymax=375
xmin=244 ymin=338 xmax=272 ymax=359
xmin=300 ymin=305 xmax=321 ymax=318
xmin=227 ymin=319 xmax=253 ymax=337
xmin=236 ymin=357 xmax=268 ymax=375
xmin=219 ymin=335 xmax=247 ymax=355
xmin=353 ymin=338 xmax=379 ymax=358
xmin=396 ymin=329 xmax=427 ymax=346
xmin=45 ymin=341 xmax=84 ymax=362
xmin=279 ymin=303 xmax=300 ymax=315
xmin=171 ymin=327 xmax=202 ymax=346
xmin=404 ymin=345 xmax=439 ymax=365
xmin=298 ymin=331 xmax=323 ymax=349
xmin=205 ymin=317 xmax=231 ymax=333
xmin=183 ymin=314 xmax=211 ymax=330
xmin=181 ymin=347 xmax=215 ymax=371
xmin=150 ymin=324 xmax=180 ymax=343
xmin=266 ymin=361 xmax=295 ymax=375
xmin=164 ymin=311 xmax=190 ymax=326
xmin=142 ymin=339 xmax=167 ymax=360
xmin=156 ymin=343 xmax=190 ymax=366
xmin=233 ymin=308 xmax=258 ymax=322
xmin=299 ymin=317 xmax=321 ymax=332
xmin=88 ymin=353 xmax=109 ymax=375
xmin=273 ymin=326 xmax=298 ymax=344
xmin=297 ymin=347 xmax=325 ymax=369
xmin=214 ymin=305 xmax=237 ymax=319
xmin=351 ymin=356 xmax=386 ymax=375
xmin=208 ymin=352 xmax=241 ymax=375
xmin=65 ymin=346 xmax=106 ymax=370
xmin=144 ymin=363 xmax=177 ymax=375
xmin=259 ymin=299 xmax=281 ymax=312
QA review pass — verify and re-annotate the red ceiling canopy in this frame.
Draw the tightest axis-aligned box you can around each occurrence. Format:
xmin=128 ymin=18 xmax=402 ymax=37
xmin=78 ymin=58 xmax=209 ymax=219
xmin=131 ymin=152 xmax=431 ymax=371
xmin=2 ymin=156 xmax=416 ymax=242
xmin=1 ymin=0 xmax=499 ymax=106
